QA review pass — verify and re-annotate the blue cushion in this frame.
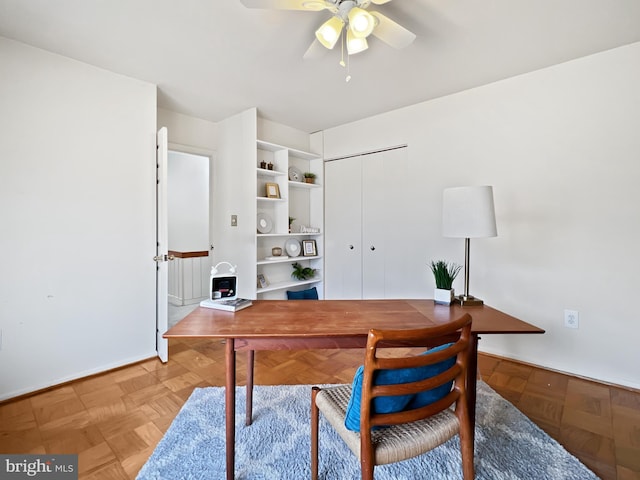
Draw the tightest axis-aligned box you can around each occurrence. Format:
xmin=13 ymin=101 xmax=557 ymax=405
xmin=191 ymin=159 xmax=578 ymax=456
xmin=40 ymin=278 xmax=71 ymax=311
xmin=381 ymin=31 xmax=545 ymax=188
xmin=407 ymin=346 xmax=456 ymax=409
xmin=286 ymin=287 xmax=318 ymax=300
xmin=344 ymin=343 xmax=455 ymax=432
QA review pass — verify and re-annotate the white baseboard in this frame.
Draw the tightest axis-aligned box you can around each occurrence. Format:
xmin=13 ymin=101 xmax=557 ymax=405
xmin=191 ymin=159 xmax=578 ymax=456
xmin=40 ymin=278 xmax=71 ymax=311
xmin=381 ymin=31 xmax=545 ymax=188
xmin=479 ymin=345 xmax=640 ymax=391
xmin=0 ymin=351 xmax=158 ymax=402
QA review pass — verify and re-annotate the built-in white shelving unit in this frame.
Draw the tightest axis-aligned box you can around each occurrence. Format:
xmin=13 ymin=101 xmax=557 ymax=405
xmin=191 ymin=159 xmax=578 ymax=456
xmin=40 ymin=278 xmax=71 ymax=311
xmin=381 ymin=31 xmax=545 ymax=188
xmin=255 ymin=140 xmax=323 ymax=299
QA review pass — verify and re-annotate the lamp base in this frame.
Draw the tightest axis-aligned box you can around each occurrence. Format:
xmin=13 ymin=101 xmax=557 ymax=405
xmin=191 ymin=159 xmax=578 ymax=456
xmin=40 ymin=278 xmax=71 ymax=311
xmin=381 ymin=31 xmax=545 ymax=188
xmin=454 ymin=295 xmax=484 ymax=307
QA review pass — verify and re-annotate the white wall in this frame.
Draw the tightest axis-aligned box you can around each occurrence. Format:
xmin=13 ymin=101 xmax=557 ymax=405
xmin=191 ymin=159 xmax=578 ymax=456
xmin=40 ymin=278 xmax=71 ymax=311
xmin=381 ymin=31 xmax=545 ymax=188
xmin=157 ymin=107 xmax=309 ymax=154
xmin=321 ymin=43 xmax=640 ymax=389
xmin=168 ymin=151 xmax=209 ymax=252
xmin=258 ymin=117 xmax=311 ymax=152
xmin=0 ymin=37 xmax=157 ymax=400
xmin=158 ymin=107 xmax=218 ymax=153
xmin=211 ymin=109 xmax=258 ymax=299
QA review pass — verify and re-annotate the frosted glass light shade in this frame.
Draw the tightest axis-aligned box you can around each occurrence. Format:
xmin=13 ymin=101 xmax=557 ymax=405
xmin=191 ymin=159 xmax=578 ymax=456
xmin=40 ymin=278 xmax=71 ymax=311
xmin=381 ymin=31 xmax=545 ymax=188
xmin=315 ymin=16 xmax=345 ymax=49
xmin=347 ymin=29 xmax=368 ymax=54
xmin=348 ymin=7 xmax=375 ymax=38
xmin=442 ymin=186 xmax=497 ymax=238
xmin=302 ymin=1 xmax=328 ymax=11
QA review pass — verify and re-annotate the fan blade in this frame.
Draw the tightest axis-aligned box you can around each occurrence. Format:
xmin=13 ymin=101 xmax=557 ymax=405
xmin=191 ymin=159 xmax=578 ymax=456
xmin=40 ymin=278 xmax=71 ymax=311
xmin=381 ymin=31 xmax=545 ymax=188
xmin=303 ymin=39 xmax=329 ymax=60
xmin=239 ymin=0 xmax=333 ymax=11
xmin=370 ymin=11 xmax=416 ymax=49
xmin=371 ymin=0 xmax=392 ymax=4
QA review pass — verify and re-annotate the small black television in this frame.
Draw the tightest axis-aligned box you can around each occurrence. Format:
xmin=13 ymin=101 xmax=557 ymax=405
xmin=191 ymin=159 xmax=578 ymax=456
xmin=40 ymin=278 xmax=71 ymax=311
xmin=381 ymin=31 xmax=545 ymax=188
xmin=210 ymin=275 xmax=237 ymax=300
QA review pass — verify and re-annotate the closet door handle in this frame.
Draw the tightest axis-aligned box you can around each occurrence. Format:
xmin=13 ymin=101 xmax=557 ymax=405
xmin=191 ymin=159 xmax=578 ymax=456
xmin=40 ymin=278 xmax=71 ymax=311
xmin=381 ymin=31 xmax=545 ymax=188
xmin=348 ymin=245 xmax=354 ymax=250
xmin=370 ymin=246 xmax=376 ymax=251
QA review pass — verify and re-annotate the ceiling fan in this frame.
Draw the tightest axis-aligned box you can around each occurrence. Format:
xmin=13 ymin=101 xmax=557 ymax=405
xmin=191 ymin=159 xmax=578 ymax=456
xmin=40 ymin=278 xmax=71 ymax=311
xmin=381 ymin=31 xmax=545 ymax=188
xmin=239 ymin=0 xmax=416 ymax=59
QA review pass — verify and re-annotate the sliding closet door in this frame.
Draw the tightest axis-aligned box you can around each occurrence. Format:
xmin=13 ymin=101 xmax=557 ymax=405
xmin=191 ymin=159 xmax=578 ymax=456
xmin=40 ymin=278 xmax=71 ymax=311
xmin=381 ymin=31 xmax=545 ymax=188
xmin=361 ymin=153 xmax=384 ymax=298
xmin=324 ymin=157 xmax=363 ymax=299
xmin=325 ymin=147 xmax=410 ymax=300
xmin=362 ymin=148 xmax=409 ymax=299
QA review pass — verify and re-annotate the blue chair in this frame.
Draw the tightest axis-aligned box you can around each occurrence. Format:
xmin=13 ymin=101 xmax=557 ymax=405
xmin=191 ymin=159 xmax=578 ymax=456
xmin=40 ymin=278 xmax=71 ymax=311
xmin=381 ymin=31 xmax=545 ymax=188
xmin=311 ymin=314 xmax=474 ymax=480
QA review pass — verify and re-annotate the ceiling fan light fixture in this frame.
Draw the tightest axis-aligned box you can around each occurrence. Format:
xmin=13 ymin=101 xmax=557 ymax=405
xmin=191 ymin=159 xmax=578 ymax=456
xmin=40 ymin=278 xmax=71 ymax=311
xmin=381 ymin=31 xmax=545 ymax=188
xmin=302 ymin=1 xmax=328 ymax=11
xmin=315 ymin=15 xmax=345 ymax=49
xmin=347 ymin=28 xmax=368 ymax=55
xmin=348 ymin=7 xmax=375 ymax=38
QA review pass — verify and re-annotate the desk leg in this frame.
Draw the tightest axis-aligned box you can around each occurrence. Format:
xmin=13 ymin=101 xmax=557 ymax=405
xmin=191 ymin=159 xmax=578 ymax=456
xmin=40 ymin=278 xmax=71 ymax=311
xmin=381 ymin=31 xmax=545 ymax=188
xmin=246 ymin=350 xmax=254 ymax=426
xmin=225 ymin=338 xmax=235 ymax=480
xmin=467 ymin=333 xmax=480 ymax=444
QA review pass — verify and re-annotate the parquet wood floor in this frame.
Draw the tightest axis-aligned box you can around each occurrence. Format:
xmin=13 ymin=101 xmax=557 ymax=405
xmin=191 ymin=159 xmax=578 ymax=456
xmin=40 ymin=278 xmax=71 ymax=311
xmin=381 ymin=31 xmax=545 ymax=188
xmin=1 ymin=337 xmax=638 ymax=479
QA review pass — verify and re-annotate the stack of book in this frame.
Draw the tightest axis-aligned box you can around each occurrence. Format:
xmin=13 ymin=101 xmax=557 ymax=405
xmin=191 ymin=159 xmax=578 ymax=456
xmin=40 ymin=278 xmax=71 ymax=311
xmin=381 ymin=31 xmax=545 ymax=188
xmin=200 ymin=297 xmax=253 ymax=312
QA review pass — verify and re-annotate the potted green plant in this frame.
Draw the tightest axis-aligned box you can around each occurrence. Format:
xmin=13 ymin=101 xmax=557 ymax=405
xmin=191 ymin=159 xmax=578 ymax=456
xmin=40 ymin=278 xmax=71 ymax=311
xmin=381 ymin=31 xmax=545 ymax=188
xmin=291 ymin=262 xmax=316 ymax=280
xmin=429 ymin=260 xmax=461 ymax=305
xmin=303 ymin=172 xmax=316 ymax=184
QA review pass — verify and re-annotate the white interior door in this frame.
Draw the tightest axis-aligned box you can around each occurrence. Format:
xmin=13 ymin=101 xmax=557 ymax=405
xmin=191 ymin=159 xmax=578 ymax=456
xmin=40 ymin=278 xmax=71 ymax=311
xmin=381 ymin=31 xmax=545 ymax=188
xmin=324 ymin=158 xmax=363 ymax=299
xmin=156 ymin=127 xmax=169 ymax=362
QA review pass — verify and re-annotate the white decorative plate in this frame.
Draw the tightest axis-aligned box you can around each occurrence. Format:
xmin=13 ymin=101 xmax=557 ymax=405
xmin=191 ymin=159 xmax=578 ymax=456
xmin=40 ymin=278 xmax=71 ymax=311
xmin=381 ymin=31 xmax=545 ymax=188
xmin=288 ymin=166 xmax=303 ymax=182
xmin=256 ymin=213 xmax=273 ymax=234
xmin=285 ymin=238 xmax=301 ymax=257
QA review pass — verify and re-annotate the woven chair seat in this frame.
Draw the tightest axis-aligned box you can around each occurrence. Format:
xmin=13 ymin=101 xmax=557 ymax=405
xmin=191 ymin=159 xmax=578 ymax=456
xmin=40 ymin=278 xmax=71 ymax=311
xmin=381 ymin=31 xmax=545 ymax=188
xmin=316 ymin=384 xmax=460 ymax=466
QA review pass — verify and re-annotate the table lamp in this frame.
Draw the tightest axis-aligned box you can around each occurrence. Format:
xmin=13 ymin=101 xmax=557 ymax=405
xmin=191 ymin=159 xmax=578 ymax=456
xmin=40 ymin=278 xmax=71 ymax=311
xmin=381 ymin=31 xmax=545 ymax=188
xmin=442 ymin=186 xmax=497 ymax=306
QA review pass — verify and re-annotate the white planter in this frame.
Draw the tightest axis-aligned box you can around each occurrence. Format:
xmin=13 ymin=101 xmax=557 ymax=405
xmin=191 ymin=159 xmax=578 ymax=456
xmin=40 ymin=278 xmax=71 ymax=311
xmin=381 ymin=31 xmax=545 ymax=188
xmin=434 ymin=288 xmax=454 ymax=305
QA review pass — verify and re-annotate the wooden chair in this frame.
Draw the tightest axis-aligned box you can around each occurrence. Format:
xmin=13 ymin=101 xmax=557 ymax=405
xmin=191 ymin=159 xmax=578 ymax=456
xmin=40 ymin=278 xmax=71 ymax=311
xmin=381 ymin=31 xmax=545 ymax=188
xmin=311 ymin=314 xmax=474 ymax=480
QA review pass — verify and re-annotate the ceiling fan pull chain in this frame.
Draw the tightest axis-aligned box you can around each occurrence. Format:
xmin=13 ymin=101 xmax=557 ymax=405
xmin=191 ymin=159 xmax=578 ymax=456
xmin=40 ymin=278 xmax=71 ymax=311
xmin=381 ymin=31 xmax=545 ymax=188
xmin=340 ymin=31 xmax=352 ymax=82
xmin=346 ymin=43 xmax=352 ymax=82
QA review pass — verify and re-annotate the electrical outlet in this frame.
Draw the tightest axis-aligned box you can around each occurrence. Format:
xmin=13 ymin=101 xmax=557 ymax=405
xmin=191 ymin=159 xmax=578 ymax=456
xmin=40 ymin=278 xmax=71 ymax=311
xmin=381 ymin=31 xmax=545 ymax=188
xmin=564 ymin=309 xmax=579 ymax=329
xmin=231 ymin=215 xmax=237 ymax=227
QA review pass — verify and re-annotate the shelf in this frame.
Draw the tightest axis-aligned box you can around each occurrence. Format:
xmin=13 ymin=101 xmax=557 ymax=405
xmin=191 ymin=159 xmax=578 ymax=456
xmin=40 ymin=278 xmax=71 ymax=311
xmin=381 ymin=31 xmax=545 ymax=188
xmin=257 ymin=277 xmax=322 ymax=294
xmin=257 ymin=232 xmax=321 ymax=238
xmin=257 ymin=196 xmax=286 ymax=203
xmin=257 ymin=168 xmax=286 ymax=177
xmin=257 ymin=139 xmax=319 ymax=161
xmin=256 ymin=139 xmax=286 ymax=153
xmin=289 ymin=149 xmax=320 ymax=161
xmin=289 ymin=180 xmax=321 ymax=189
xmin=257 ymin=255 xmax=322 ymax=265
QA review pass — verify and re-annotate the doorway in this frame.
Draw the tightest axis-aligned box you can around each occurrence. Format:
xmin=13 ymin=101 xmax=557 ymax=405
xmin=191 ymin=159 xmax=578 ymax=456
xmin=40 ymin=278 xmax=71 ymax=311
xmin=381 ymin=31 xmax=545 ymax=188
xmin=167 ymin=149 xmax=211 ymax=327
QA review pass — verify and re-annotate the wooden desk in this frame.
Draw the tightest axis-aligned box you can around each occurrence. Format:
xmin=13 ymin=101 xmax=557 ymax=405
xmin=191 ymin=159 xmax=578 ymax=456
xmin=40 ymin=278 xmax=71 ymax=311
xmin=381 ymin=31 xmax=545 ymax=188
xmin=164 ymin=299 xmax=544 ymax=480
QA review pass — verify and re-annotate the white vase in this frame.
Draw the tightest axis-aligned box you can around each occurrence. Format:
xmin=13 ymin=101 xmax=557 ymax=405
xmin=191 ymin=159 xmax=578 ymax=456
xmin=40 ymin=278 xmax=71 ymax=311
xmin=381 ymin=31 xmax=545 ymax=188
xmin=434 ymin=288 xmax=454 ymax=305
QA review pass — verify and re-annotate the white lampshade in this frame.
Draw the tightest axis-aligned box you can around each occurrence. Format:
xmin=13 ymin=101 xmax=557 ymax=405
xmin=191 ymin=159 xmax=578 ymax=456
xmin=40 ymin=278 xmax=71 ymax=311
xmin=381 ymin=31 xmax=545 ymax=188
xmin=301 ymin=1 xmax=328 ymax=11
xmin=442 ymin=186 xmax=497 ymax=238
xmin=347 ymin=29 xmax=368 ymax=55
xmin=348 ymin=7 xmax=375 ymax=38
xmin=315 ymin=16 xmax=345 ymax=49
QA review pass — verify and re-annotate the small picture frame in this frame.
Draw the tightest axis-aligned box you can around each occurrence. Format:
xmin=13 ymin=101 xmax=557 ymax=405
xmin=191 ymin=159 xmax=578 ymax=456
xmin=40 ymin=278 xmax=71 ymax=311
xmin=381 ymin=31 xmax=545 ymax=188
xmin=257 ymin=273 xmax=268 ymax=289
xmin=302 ymin=239 xmax=317 ymax=257
xmin=265 ymin=183 xmax=280 ymax=199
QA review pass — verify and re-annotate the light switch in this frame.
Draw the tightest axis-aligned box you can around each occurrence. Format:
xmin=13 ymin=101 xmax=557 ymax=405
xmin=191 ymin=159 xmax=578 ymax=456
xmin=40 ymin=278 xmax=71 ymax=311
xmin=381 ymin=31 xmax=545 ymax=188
xmin=231 ymin=215 xmax=238 ymax=227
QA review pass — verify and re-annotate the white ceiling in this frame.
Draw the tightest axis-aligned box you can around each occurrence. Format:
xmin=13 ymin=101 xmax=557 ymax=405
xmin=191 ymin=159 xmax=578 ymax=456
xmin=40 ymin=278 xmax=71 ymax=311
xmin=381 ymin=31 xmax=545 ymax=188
xmin=1 ymin=0 xmax=640 ymax=133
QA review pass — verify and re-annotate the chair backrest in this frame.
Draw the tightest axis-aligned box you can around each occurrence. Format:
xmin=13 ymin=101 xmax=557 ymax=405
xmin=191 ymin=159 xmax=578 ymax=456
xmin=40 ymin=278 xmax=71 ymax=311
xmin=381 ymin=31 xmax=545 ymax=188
xmin=359 ymin=313 xmax=472 ymax=432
